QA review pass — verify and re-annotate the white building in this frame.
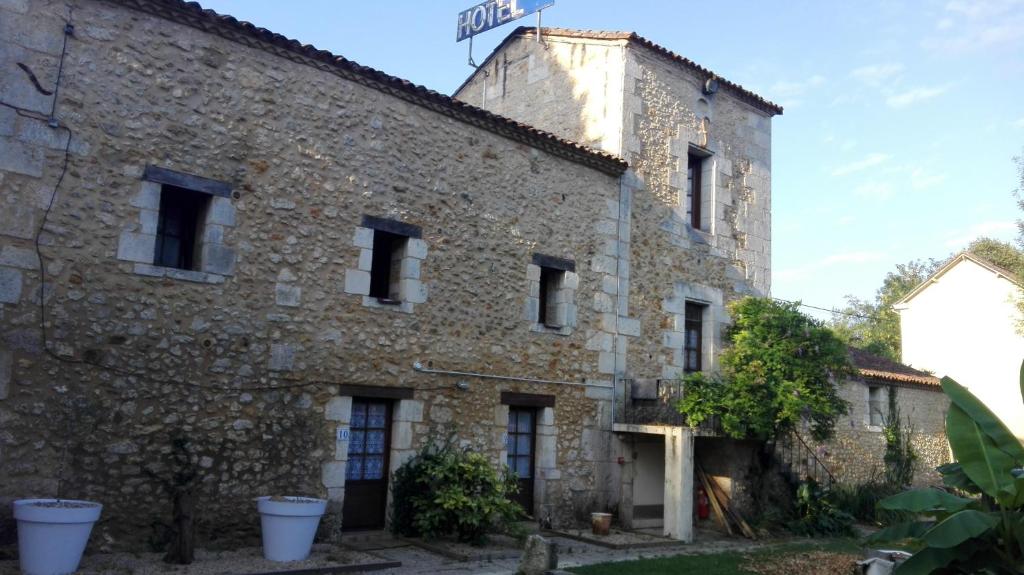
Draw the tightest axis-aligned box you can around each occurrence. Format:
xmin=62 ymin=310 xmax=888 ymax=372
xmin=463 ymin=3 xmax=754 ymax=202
xmin=895 ymin=253 xmax=1024 ymax=439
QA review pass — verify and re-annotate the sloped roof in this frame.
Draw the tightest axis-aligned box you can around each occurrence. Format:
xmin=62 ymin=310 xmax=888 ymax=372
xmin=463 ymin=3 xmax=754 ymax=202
xmin=456 ymin=26 xmax=783 ymax=116
xmin=110 ymin=0 xmax=628 ymax=176
xmin=848 ymin=347 xmax=941 ymax=388
xmin=895 ymin=252 xmax=1024 ymax=307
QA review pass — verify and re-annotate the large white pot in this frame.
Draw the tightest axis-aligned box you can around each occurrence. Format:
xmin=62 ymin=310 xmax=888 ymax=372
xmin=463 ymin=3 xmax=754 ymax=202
xmin=256 ymin=496 xmax=327 ymax=562
xmin=13 ymin=499 xmax=102 ymax=575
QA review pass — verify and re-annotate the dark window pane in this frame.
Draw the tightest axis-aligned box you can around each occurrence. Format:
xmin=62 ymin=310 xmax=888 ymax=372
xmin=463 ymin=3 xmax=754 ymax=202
xmin=350 ymin=404 xmax=367 ymax=428
xmin=347 ymin=456 xmax=363 ymax=480
xmin=154 ymin=185 xmax=208 ymax=270
xmin=364 ymin=455 xmax=384 ymax=480
xmin=366 ymin=430 xmax=386 ymax=454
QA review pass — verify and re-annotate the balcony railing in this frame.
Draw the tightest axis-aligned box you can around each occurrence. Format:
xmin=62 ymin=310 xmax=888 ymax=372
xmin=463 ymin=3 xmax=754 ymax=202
xmin=618 ymin=378 xmax=721 ymax=434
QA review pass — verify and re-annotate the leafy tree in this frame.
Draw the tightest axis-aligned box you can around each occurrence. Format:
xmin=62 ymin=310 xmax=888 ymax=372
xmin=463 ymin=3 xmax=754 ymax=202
xmin=831 ymin=238 xmax=1024 ymax=359
xmin=830 ymin=259 xmax=939 ymax=361
xmin=677 ymin=297 xmax=852 ymax=442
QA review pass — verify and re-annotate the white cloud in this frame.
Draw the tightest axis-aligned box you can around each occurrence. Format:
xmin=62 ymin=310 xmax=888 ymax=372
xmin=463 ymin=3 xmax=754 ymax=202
xmin=885 ymin=85 xmax=950 ymax=108
xmin=924 ymin=0 xmax=1024 ymax=54
xmin=849 ymin=63 xmax=904 ymax=86
xmin=853 ymin=181 xmax=895 ymax=199
xmin=830 ymin=153 xmax=891 ymax=177
xmin=910 ymin=167 xmax=947 ymax=190
xmin=943 ymin=220 xmax=1018 ymax=248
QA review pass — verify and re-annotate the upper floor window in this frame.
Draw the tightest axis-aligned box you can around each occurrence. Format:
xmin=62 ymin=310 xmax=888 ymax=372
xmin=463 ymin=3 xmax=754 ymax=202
xmin=155 ymin=185 xmax=209 ymax=271
xmin=684 ymin=301 xmax=706 ymax=373
xmin=369 ymin=230 xmax=408 ymax=303
xmin=686 ymin=146 xmax=713 ymax=232
xmin=525 ymin=254 xmax=578 ymax=335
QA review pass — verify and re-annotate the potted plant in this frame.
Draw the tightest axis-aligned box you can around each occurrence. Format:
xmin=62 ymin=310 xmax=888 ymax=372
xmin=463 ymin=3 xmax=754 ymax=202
xmin=13 ymin=498 xmax=102 ymax=575
xmin=255 ymin=496 xmax=327 ymax=562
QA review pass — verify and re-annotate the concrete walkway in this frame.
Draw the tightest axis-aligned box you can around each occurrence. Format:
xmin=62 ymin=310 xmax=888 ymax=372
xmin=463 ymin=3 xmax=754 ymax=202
xmin=346 ymin=529 xmax=785 ymax=575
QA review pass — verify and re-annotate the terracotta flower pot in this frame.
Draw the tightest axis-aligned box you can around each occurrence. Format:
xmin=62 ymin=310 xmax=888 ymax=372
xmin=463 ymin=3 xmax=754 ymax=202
xmin=590 ymin=512 xmax=612 ymax=536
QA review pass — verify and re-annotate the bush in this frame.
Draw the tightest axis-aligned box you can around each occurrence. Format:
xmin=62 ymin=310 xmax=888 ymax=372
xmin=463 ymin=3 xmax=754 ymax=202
xmin=787 ymin=479 xmax=854 ymax=537
xmin=830 ymin=479 xmax=912 ymax=527
xmin=389 ymin=435 xmax=525 ymax=544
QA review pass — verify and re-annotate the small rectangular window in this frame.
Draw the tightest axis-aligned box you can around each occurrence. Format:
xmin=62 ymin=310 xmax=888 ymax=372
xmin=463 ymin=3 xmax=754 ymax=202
xmin=154 ymin=185 xmax=210 ymax=270
xmin=868 ymin=386 xmax=885 ymax=427
xmin=369 ymin=230 xmax=407 ymax=302
xmin=538 ymin=266 xmax=564 ymax=327
xmin=684 ymin=302 xmax=705 ymax=373
xmin=687 ymin=153 xmax=703 ymax=229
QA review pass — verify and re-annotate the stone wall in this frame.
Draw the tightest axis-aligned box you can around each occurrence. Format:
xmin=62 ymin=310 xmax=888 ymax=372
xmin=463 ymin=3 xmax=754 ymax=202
xmin=455 ymin=31 xmax=774 ymax=385
xmin=818 ymin=379 xmax=951 ymax=487
xmin=0 ymin=0 xmax=625 ymax=551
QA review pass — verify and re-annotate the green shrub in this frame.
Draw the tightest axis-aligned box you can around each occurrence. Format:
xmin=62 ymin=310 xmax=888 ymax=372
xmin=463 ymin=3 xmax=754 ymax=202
xmin=830 ymin=479 xmax=912 ymax=527
xmin=787 ymin=478 xmax=855 ymax=537
xmin=389 ymin=435 xmax=525 ymax=544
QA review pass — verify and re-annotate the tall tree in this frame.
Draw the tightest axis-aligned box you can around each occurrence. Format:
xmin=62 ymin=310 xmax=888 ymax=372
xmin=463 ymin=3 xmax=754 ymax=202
xmin=831 ymin=238 xmax=1024 ymax=361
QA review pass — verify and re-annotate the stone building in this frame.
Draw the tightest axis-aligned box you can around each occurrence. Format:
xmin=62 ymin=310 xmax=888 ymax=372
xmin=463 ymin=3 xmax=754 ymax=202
xmin=821 ymin=348 xmax=951 ymax=487
xmin=0 ymin=0 xmax=786 ymax=552
xmin=0 ymin=0 xmax=631 ymax=549
xmin=456 ymin=26 xmax=781 ymax=539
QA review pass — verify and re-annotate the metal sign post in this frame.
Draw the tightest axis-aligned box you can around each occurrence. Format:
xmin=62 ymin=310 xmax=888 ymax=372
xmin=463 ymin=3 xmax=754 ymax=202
xmin=457 ymin=0 xmax=554 ymax=67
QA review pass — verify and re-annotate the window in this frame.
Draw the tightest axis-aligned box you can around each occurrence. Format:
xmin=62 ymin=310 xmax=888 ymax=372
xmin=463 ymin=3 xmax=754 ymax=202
xmin=684 ymin=302 xmax=706 ymax=373
xmin=369 ymin=230 xmax=407 ymax=303
xmin=868 ymin=386 xmax=885 ymax=427
xmin=527 ymin=254 xmax=577 ymax=333
xmin=687 ymin=152 xmax=703 ymax=229
xmin=538 ymin=266 xmax=564 ymax=327
xmin=154 ymin=185 xmax=210 ymax=270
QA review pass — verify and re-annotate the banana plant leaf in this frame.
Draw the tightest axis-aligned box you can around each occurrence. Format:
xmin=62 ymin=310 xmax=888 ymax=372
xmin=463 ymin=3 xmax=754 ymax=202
xmin=947 ymin=405 xmax=1019 ymax=501
xmin=941 ymin=375 xmax=1024 ymax=464
xmin=894 ymin=544 xmax=969 ymax=575
xmin=938 ymin=462 xmax=982 ymax=493
xmin=866 ymin=520 xmax=933 ymax=544
xmin=878 ymin=487 xmax=975 ymax=513
xmin=922 ymin=510 xmax=998 ymax=548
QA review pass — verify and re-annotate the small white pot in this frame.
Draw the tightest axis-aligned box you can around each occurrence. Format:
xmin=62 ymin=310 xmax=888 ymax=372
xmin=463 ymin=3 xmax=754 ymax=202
xmin=256 ymin=496 xmax=327 ymax=562
xmin=13 ymin=499 xmax=102 ymax=575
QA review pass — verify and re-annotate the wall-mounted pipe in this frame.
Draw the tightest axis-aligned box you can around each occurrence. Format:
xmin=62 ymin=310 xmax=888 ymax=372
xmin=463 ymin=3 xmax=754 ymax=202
xmin=412 ymin=362 xmax=611 ymax=389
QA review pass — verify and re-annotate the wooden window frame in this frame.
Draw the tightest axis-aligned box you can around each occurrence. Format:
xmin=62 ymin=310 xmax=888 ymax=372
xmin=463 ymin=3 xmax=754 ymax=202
xmin=684 ymin=301 xmax=706 ymax=374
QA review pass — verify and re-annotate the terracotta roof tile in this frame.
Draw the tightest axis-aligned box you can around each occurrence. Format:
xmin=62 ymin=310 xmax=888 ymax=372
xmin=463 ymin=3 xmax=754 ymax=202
xmin=848 ymin=347 xmax=941 ymax=388
xmin=112 ymin=0 xmax=628 ymax=176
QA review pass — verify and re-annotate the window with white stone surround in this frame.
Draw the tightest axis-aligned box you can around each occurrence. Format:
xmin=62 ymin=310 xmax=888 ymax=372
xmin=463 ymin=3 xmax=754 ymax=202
xmin=343 ymin=216 xmax=428 ymax=314
xmin=524 ymin=254 xmax=578 ymax=335
xmin=685 ymin=146 xmax=714 ymax=233
xmin=662 ymin=282 xmax=723 ymax=379
xmin=117 ymin=165 xmax=237 ymax=284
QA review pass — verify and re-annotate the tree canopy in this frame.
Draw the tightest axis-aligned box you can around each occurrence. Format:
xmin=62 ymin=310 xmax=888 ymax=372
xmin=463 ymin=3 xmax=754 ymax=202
xmin=830 ymin=237 xmax=1024 ymax=360
xmin=678 ymin=297 xmax=852 ymax=442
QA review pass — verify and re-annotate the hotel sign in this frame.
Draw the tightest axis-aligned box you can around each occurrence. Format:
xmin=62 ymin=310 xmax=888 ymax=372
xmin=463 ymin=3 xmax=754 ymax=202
xmin=456 ymin=0 xmax=554 ymax=42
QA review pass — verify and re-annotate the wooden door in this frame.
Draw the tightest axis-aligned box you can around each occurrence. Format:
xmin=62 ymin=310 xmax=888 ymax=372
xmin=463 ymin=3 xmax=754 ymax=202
xmin=342 ymin=399 xmax=391 ymax=530
xmin=506 ymin=406 xmax=536 ymax=516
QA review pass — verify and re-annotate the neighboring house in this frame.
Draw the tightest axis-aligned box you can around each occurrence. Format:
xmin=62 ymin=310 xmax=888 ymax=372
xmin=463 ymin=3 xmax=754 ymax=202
xmin=818 ymin=348 xmax=951 ymax=487
xmin=895 ymin=253 xmax=1024 ymax=440
xmin=456 ymin=27 xmax=781 ymax=537
xmin=0 ymin=1 xmax=780 ymax=552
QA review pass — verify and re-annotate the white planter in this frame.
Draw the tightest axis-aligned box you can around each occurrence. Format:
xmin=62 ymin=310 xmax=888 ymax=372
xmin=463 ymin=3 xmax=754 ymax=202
xmin=13 ymin=499 xmax=102 ymax=575
xmin=256 ymin=496 xmax=327 ymax=562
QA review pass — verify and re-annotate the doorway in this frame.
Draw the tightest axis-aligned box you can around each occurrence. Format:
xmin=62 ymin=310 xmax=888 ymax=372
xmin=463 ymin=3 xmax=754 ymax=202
xmin=342 ymin=398 xmax=392 ymax=530
xmin=506 ymin=406 xmax=537 ymax=515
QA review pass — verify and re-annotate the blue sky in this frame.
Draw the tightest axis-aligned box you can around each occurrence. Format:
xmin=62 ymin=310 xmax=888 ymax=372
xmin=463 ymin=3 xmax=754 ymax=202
xmin=201 ymin=0 xmax=1024 ymax=318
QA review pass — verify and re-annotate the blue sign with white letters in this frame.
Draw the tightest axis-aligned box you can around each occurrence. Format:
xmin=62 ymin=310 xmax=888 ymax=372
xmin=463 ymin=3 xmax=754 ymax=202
xmin=457 ymin=0 xmax=554 ymax=42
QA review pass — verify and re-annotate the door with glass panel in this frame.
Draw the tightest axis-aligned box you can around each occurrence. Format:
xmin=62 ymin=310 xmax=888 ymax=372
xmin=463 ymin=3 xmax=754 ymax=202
xmin=342 ymin=399 xmax=391 ymax=530
xmin=506 ymin=406 xmax=536 ymax=515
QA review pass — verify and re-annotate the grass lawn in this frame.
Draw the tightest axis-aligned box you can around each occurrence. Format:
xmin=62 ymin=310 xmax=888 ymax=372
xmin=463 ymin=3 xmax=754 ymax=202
xmin=568 ymin=539 xmax=863 ymax=575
